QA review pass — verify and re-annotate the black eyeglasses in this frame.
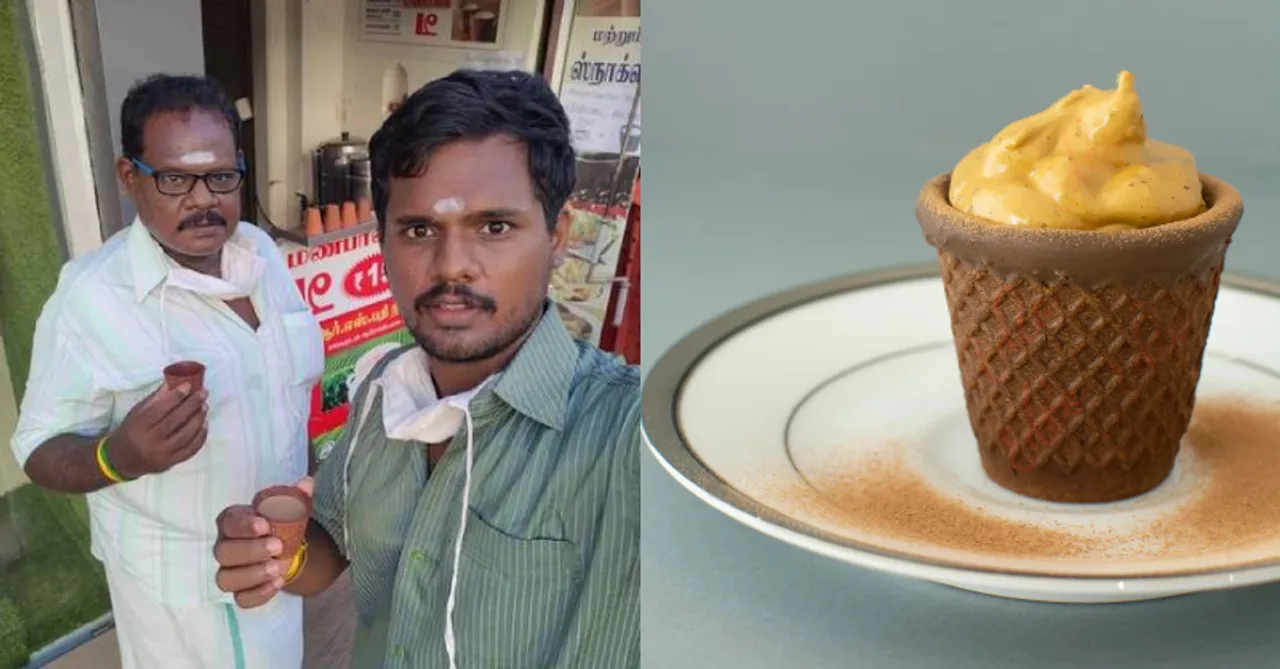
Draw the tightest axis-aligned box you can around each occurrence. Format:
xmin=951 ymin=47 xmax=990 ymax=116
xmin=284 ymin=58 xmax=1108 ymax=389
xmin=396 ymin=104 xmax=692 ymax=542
xmin=131 ymin=156 xmax=246 ymax=196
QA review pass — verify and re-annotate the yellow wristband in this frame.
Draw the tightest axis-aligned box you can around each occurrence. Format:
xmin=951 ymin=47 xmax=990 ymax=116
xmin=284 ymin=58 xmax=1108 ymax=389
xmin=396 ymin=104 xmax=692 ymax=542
xmin=283 ymin=540 xmax=309 ymax=584
xmin=95 ymin=437 xmax=128 ymax=484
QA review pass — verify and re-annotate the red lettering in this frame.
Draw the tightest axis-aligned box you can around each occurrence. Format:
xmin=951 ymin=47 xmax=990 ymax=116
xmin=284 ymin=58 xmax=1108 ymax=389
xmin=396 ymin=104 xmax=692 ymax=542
xmin=299 ymin=271 xmax=336 ymax=315
xmin=414 ymin=11 xmax=439 ymax=36
xmin=286 ymin=249 xmax=309 ymax=269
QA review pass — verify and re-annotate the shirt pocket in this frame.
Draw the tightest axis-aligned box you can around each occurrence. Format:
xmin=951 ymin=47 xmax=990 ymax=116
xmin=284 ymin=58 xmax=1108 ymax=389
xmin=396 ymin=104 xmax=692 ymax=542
xmin=275 ymin=310 xmax=324 ymax=447
xmin=455 ymin=510 xmax=581 ymax=668
xmin=263 ymin=312 xmax=322 ymax=478
xmin=280 ymin=311 xmax=324 ymax=391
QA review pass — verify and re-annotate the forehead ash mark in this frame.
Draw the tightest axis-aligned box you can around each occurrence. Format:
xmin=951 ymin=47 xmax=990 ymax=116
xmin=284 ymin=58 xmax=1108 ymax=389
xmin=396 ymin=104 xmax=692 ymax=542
xmin=177 ymin=151 xmax=217 ymax=167
xmin=432 ymin=197 xmax=466 ymax=214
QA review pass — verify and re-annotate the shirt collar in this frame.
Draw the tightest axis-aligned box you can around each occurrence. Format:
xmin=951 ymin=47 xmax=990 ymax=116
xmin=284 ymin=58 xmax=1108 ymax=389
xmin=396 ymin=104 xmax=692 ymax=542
xmin=126 ymin=216 xmax=255 ymax=303
xmin=484 ymin=303 xmax=580 ymax=431
xmin=373 ymin=303 xmax=580 ymax=432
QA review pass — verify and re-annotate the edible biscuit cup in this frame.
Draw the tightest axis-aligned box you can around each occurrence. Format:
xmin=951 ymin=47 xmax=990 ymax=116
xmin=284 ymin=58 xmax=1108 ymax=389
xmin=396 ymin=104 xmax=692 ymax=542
xmin=916 ymin=173 xmax=1244 ymax=504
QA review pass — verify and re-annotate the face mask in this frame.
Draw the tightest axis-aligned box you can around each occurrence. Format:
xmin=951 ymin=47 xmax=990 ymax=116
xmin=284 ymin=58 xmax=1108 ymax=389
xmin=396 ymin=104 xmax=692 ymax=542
xmin=155 ymin=230 xmax=265 ymax=362
xmin=165 ymin=262 xmax=261 ymax=299
xmin=383 ymin=379 xmax=489 ymax=444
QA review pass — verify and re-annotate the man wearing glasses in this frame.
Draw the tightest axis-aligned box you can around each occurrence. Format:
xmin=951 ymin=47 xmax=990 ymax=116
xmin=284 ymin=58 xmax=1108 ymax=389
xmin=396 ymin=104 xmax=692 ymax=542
xmin=10 ymin=74 xmax=322 ymax=668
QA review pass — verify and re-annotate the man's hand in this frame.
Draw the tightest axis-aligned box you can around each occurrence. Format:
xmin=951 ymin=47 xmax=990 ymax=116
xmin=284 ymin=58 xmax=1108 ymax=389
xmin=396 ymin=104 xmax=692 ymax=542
xmin=106 ymin=382 xmax=209 ymax=479
xmin=214 ymin=477 xmax=314 ymax=609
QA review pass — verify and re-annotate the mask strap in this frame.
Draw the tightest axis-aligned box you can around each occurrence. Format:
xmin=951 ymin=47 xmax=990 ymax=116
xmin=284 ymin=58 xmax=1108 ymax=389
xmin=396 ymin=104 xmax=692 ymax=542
xmin=342 ymin=381 xmax=381 ymax=556
xmin=443 ymin=406 xmax=475 ymax=669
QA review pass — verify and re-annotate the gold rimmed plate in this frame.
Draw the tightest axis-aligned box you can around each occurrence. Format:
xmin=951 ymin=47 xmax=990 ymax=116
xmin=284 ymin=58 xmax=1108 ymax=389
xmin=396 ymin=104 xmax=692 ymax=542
xmin=642 ymin=265 xmax=1280 ymax=604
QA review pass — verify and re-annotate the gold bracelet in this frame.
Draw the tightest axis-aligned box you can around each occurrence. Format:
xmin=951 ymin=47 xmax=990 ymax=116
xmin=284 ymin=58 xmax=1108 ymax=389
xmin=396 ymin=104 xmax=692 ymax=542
xmin=283 ymin=540 xmax=309 ymax=584
xmin=95 ymin=437 xmax=128 ymax=483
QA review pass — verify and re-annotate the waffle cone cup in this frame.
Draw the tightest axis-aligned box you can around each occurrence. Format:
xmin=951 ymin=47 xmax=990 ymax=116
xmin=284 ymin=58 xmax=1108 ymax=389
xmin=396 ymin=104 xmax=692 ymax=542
xmin=916 ymin=172 xmax=1243 ymax=503
xmin=253 ymin=485 xmax=313 ymax=558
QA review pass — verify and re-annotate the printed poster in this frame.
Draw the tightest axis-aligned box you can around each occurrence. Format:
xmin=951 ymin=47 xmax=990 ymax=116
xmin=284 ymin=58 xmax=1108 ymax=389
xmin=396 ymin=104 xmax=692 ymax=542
xmin=557 ymin=16 xmax=640 ymax=155
xmin=360 ymin=0 xmax=508 ymax=50
xmin=280 ymin=233 xmax=414 ymax=461
xmin=551 ymin=5 xmax=640 ymax=346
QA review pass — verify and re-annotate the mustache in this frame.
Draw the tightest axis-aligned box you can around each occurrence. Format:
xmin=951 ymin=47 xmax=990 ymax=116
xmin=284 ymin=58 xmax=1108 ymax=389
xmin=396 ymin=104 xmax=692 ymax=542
xmin=177 ymin=210 xmax=228 ymax=231
xmin=413 ymin=284 xmax=497 ymax=313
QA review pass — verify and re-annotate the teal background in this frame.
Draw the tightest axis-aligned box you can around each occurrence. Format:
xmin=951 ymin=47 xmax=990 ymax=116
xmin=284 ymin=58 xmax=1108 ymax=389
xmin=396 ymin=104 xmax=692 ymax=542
xmin=641 ymin=1 xmax=1280 ymax=668
xmin=649 ymin=1 xmax=1277 ymax=169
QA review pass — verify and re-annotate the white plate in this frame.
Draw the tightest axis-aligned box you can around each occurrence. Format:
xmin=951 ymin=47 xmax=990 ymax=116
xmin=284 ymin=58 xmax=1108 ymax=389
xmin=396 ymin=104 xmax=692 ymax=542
xmin=643 ymin=265 xmax=1280 ymax=604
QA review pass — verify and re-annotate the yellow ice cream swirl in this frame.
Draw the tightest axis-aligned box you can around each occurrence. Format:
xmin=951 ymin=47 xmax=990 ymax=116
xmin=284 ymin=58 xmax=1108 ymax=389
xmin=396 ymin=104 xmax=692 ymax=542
xmin=948 ymin=71 xmax=1205 ymax=232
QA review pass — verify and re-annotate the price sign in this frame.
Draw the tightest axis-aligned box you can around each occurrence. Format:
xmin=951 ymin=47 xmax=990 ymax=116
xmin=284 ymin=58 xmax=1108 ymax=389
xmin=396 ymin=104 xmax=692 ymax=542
xmin=345 ymin=254 xmax=390 ymax=299
xmin=284 ymin=232 xmax=390 ymax=318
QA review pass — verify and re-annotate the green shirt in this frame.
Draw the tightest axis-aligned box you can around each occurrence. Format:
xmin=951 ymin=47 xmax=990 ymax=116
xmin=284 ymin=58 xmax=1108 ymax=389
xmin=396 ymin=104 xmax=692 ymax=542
xmin=312 ymin=308 xmax=640 ymax=669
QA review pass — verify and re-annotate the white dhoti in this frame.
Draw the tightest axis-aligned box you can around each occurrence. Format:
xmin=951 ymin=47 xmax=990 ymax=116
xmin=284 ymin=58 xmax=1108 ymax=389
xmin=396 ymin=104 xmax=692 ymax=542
xmin=104 ymin=562 xmax=303 ymax=669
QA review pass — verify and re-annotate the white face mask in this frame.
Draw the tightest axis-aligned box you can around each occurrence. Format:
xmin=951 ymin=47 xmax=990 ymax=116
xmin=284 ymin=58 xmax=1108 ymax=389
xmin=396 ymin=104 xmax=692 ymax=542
xmin=155 ymin=230 xmax=265 ymax=362
xmin=382 ymin=376 xmax=490 ymax=444
xmin=165 ymin=255 xmax=263 ymax=299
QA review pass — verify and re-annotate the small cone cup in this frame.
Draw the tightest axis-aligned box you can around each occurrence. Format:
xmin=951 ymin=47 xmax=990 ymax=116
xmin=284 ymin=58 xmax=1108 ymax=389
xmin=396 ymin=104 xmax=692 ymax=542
xmin=341 ymin=201 xmax=358 ymax=229
xmin=163 ymin=361 xmax=206 ymax=394
xmin=323 ymin=204 xmax=341 ymax=233
xmin=303 ymin=206 xmax=323 ymax=237
xmin=356 ymin=198 xmax=373 ymax=224
xmin=916 ymin=172 xmax=1243 ymax=503
xmin=253 ymin=485 xmax=313 ymax=558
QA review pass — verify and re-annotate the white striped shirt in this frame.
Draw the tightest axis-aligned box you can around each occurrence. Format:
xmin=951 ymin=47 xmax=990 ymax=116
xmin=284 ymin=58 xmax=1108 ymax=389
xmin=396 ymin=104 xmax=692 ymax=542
xmin=11 ymin=220 xmax=324 ymax=607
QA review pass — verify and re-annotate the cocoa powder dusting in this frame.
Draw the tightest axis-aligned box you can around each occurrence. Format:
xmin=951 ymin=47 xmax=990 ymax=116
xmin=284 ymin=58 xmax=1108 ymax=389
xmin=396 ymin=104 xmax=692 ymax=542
xmin=781 ymin=453 xmax=1088 ymax=559
xmin=745 ymin=398 xmax=1280 ymax=566
xmin=1147 ymin=398 xmax=1280 ymax=553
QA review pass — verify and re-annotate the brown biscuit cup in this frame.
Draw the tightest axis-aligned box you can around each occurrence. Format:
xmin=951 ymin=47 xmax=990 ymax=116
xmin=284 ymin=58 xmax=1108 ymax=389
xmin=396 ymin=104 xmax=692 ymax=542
xmin=252 ymin=485 xmax=313 ymax=559
xmin=163 ymin=361 xmax=206 ymax=394
xmin=916 ymin=172 xmax=1243 ymax=503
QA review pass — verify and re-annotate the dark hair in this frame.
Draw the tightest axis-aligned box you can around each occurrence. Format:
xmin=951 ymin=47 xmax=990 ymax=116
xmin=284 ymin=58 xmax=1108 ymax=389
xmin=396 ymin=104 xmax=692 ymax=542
xmin=120 ymin=73 xmax=240 ymax=158
xmin=370 ymin=69 xmax=575 ymax=235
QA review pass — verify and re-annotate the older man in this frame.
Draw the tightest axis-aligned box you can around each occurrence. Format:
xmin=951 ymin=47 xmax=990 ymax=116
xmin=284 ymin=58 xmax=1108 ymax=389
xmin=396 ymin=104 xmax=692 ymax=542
xmin=11 ymin=74 xmax=322 ymax=668
xmin=212 ymin=69 xmax=640 ymax=669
